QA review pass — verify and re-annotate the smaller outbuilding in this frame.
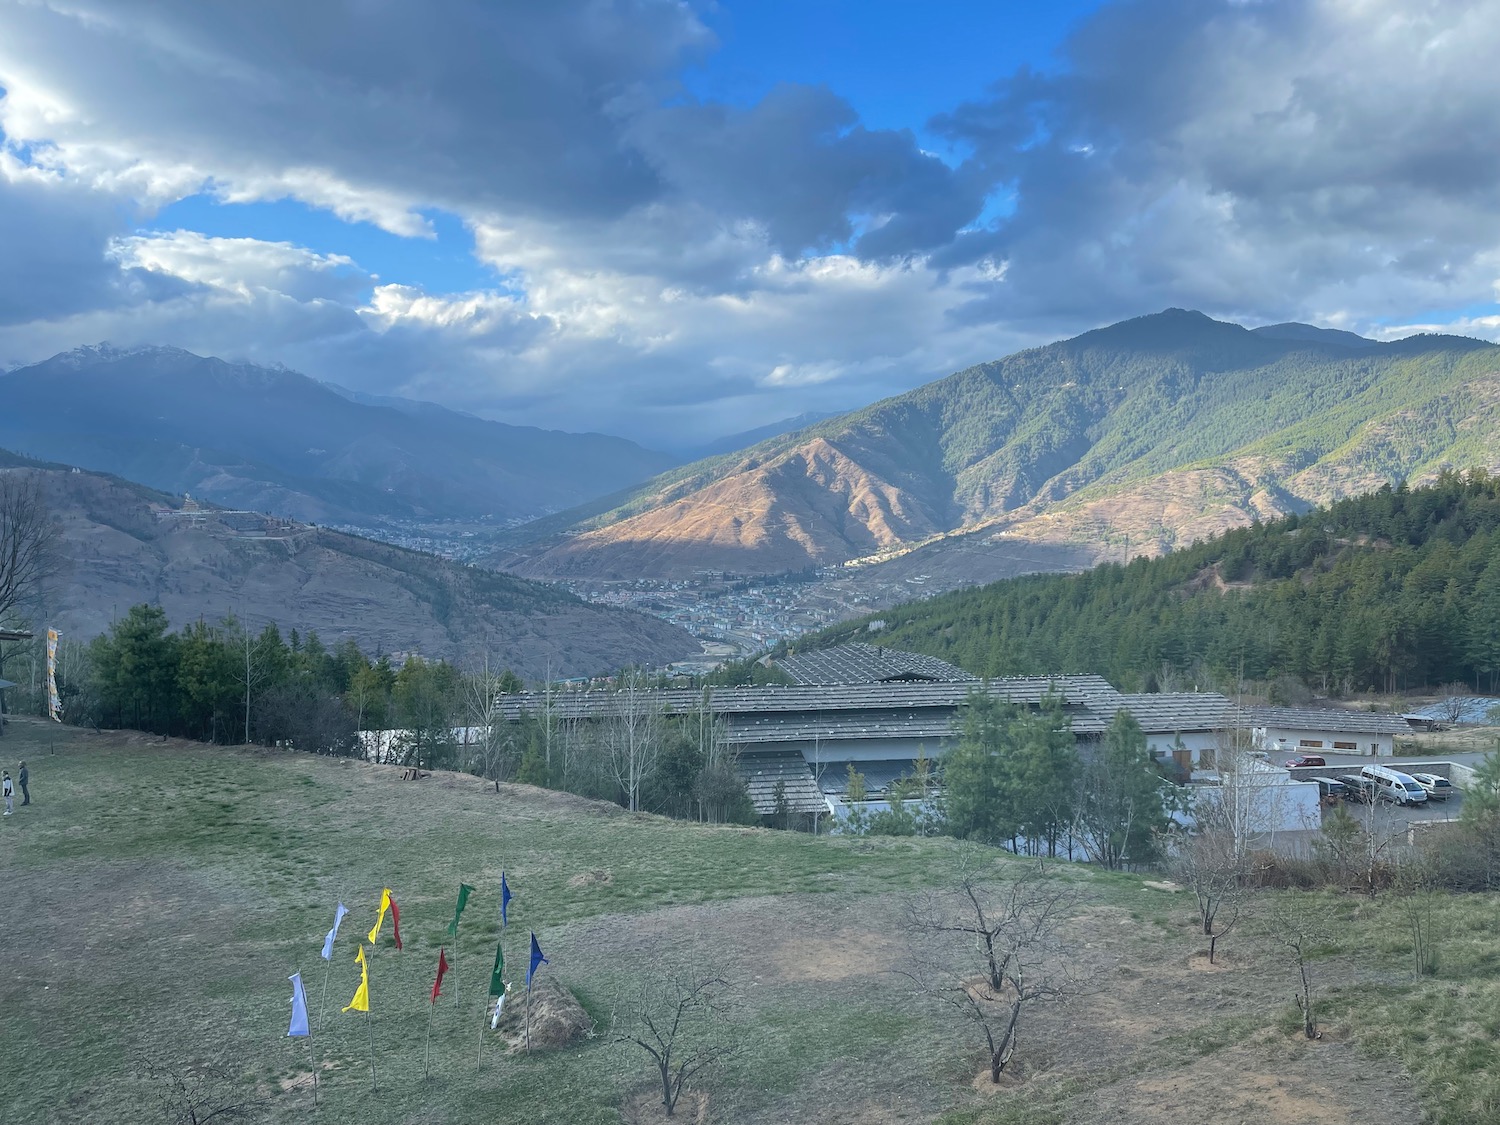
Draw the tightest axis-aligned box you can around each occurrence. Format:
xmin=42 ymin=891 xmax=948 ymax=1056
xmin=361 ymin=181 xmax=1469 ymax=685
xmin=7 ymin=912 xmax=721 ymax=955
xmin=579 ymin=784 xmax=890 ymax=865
xmin=1248 ymin=706 xmax=1409 ymax=758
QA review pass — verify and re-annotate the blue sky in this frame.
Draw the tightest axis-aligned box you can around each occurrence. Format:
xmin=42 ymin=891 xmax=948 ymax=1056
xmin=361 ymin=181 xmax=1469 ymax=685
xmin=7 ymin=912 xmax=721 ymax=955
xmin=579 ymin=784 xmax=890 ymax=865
xmin=1 ymin=0 xmax=1497 ymax=447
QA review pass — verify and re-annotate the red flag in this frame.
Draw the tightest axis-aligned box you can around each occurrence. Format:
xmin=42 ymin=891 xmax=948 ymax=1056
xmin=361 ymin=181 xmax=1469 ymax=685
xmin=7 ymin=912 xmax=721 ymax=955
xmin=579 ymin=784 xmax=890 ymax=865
xmin=430 ymin=946 xmax=449 ymax=1003
xmin=390 ymin=895 xmax=403 ymax=950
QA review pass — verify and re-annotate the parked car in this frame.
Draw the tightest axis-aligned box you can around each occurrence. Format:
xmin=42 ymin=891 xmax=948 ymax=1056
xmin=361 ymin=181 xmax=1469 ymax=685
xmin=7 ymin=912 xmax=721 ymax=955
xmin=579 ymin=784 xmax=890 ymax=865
xmin=1284 ymin=755 xmax=1327 ymax=769
xmin=1337 ymin=774 xmax=1374 ymax=803
xmin=1313 ymin=777 xmax=1348 ymax=807
xmin=1408 ymin=772 xmax=1454 ymax=801
xmin=1359 ymin=765 xmax=1428 ymax=806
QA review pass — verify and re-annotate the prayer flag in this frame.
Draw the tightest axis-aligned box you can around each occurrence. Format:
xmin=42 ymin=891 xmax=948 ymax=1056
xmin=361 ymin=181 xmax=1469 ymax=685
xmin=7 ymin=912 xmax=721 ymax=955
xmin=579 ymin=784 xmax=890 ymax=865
xmin=287 ymin=972 xmax=310 ymax=1037
xmin=490 ymin=990 xmax=506 ymax=1029
xmin=342 ymin=946 xmax=370 ymax=1013
xmin=527 ymin=932 xmax=548 ymax=991
xmin=320 ymin=902 xmax=348 ymax=961
xmin=367 ymin=888 xmax=403 ymax=950
xmin=430 ymin=947 xmax=449 ymax=1004
xmin=488 ymin=939 xmax=505 ymax=997
xmin=448 ymin=883 xmax=474 ymax=937
xmin=500 ymin=871 xmax=512 ymax=929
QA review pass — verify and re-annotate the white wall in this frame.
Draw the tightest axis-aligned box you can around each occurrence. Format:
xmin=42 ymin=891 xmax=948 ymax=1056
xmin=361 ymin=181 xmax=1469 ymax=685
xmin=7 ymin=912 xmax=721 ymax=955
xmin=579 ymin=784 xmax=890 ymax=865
xmin=1255 ymin=724 xmax=1392 ymax=757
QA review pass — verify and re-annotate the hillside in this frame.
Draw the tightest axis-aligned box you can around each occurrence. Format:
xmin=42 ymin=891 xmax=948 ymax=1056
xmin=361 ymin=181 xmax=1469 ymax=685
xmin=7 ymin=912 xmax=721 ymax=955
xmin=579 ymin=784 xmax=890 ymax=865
xmin=494 ymin=310 xmax=1500 ymax=579
xmin=0 ymin=344 xmax=676 ymax=527
xmin=2 ymin=720 xmax=1494 ymax=1124
xmin=805 ymin=472 xmax=1500 ymax=695
xmin=12 ymin=456 xmax=694 ymax=676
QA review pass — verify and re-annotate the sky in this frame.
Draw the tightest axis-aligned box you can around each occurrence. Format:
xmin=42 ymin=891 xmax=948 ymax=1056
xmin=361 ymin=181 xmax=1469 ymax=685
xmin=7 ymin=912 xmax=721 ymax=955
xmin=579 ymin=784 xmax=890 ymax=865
xmin=1 ymin=0 xmax=1498 ymax=451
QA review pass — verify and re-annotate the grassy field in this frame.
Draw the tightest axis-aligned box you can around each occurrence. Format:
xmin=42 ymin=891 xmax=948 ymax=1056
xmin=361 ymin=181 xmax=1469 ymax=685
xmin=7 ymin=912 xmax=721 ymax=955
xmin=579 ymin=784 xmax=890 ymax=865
xmin=1 ymin=716 xmax=1498 ymax=1124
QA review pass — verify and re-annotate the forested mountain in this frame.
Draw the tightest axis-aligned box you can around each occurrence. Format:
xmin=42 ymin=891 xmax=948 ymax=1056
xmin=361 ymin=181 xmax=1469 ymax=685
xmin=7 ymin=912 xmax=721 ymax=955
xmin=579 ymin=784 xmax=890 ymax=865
xmin=4 ymin=453 xmax=693 ymax=676
xmin=804 ymin=472 xmax=1500 ymax=696
xmin=0 ymin=344 xmax=676 ymax=526
xmin=495 ymin=310 xmax=1500 ymax=580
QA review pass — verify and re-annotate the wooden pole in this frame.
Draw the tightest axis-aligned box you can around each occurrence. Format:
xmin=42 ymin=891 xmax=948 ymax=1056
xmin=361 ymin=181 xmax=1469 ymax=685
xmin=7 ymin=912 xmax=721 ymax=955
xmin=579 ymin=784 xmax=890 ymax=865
xmin=367 ymin=1009 xmax=377 ymax=1092
xmin=523 ymin=984 xmax=532 ymax=1053
xmin=423 ymin=1000 xmax=435 ymax=1081
xmin=475 ymin=994 xmax=488 ymax=1069
xmin=317 ymin=957 xmax=333 ymax=1036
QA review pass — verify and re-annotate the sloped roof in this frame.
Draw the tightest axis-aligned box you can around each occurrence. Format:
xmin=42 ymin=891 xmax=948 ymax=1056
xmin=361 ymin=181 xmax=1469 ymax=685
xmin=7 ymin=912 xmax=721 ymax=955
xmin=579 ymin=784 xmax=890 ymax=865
xmin=1247 ymin=706 xmax=1408 ymax=735
xmin=736 ymin=752 xmax=826 ymax=814
xmin=497 ymin=675 xmax=1121 ymax=723
xmin=776 ymin=642 xmax=977 ymax=686
xmin=1113 ymin=692 xmax=1233 ymax=732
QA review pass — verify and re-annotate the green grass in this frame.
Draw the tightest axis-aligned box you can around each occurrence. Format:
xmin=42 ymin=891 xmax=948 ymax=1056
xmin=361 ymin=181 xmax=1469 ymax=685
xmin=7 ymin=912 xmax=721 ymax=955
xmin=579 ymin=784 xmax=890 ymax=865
xmin=5 ymin=719 xmax=1500 ymax=1124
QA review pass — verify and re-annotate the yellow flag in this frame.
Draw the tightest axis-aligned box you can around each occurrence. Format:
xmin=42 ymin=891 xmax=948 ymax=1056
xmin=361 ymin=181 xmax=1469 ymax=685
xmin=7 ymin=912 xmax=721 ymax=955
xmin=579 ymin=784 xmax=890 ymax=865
xmin=342 ymin=945 xmax=370 ymax=1013
xmin=367 ymin=889 xmax=392 ymax=945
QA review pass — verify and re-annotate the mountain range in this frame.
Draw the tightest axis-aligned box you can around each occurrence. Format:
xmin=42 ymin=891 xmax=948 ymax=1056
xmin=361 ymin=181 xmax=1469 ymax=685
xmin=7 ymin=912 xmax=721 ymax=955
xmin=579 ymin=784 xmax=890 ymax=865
xmin=0 ymin=345 xmax=676 ymax=527
xmin=3 ymin=450 xmax=694 ymax=676
xmin=491 ymin=310 xmax=1500 ymax=580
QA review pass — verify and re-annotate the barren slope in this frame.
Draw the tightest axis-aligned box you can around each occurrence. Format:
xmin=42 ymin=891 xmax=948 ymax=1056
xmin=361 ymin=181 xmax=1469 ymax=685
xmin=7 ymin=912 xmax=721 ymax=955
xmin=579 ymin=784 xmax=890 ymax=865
xmin=497 ymin=311 xmax=1500 ymax=578
xmin=22 ymin=462 xmax=693 ymax=675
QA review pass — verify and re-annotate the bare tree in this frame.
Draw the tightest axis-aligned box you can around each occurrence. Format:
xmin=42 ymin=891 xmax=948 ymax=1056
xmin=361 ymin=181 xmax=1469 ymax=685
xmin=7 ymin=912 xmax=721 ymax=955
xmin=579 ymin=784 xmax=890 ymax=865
xmin=614 ymin=969 xmax=740 ymax=1118
xmin=463 ymin=657 xmax=513 ymax=791
xmin=605 ymin=669 xmax=662 ymax=812
xmin=1165 ymin=824 xmax=1248 ymax=964
xmin=1264 ymin=896 xmax=1335 ymax=1040
xmin=137 ymin=1051 xmax=261 ymax=1125
xmin=0 ymin=471 xmax=63 ymax=626
xmin=902 ymin=851 xmax=1083 ymax=1082
xmin=1436 ymin=683 xmax=1472 ymax=725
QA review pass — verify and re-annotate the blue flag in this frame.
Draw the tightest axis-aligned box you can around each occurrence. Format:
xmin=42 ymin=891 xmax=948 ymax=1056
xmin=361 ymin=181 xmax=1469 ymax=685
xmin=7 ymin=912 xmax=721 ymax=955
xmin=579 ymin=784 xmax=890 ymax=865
xmin=287 ymin=973 xmax=310 ymax=1037
xmin=500 ymin=872 xmax=512 ymax=930
xmin=527 ymin=932 xmax=548 ymax=991
xmin=320 ymin=902 xmax=348 ymax=961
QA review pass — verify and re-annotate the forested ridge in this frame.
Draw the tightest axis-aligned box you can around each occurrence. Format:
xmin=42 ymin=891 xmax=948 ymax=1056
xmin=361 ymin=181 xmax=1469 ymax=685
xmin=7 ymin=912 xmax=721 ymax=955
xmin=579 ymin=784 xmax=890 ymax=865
xmin=809 ymin=471 xmax=1500 ymax=695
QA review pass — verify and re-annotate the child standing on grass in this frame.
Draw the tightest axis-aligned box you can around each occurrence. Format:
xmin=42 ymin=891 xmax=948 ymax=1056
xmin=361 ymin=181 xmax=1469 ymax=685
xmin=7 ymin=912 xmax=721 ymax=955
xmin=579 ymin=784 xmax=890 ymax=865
xmin=2 ymin=771 xmax=11 ymax=816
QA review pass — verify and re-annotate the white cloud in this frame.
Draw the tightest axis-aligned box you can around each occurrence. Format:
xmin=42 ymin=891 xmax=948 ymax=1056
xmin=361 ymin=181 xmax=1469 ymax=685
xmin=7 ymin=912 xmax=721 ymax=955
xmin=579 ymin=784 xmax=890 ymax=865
xmin=0 ymin=0 xmax=1497 ymax=445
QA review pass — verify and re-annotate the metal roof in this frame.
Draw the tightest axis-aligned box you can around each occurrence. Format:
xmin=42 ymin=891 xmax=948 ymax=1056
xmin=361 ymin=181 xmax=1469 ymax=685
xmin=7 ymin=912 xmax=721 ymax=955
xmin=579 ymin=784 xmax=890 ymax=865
xmin=776 ymin=642 xmax=977 ymax=686
xmin=498 ymin=675 xmax=1119 ymax=722
xmin=1247 ymin=706 xmax=1409 ymax=735
xmin=1112 ymin=693 xmax=1233 ymax=732
xmin=736 ymin=752 xmax=827 ymax=814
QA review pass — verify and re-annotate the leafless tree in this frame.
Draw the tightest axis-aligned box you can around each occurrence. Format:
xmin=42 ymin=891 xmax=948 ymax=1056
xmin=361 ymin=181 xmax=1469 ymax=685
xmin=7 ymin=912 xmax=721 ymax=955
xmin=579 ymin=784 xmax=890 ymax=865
xmin=463 ymin=656 xmax=513 ymax=790
xmin=1391 ymin=856 xmax=1441 ymax=977
xmin=137 ymin=1051 xmax=261 ymax=1125
xmin=1436 ymin=683 xmax=1471 ymax=725
xmin=605 ymin=669 xmax=662 ymax=812
xmin=613 ymin=969 xmax=740 ymax=1118
xmin=1264 ymin=896 xmax=1336 ymax=1040
xmin=901 ymin=850 xmax=1084 ymax=1082
xmin=1165 ymin=825 xmax=1248 ymax=964
xmin=0 ymin=471 xmax=63 ymax=627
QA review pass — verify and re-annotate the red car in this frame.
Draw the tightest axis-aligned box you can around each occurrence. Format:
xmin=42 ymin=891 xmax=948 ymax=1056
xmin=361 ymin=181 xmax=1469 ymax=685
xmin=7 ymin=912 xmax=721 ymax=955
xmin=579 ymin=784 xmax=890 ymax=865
xmin=1284 ymin=755 xmax=1327 ymax=769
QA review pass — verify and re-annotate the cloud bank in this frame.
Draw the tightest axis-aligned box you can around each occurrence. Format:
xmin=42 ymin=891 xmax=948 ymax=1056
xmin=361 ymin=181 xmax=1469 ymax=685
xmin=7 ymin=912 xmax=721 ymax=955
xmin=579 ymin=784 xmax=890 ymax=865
xmin=1 ymin=0 xmax=1497 ymax=446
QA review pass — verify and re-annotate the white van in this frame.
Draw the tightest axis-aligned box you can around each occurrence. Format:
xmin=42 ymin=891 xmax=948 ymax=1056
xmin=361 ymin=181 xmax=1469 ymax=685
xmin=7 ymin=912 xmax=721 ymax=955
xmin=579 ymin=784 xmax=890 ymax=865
xmin=1359 ymin=765 xmax=1428 ymax=806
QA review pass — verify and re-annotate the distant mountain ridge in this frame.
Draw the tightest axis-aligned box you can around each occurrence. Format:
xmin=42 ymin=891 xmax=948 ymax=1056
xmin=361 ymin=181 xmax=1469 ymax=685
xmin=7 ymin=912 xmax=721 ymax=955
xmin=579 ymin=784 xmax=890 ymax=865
xmin=3 ymin=450 xmax=693 ymax=675
xmin=0 ymin=344 xmax=678 ymax=527
xmin=492 ymin=310 xmax=1500 ymax=580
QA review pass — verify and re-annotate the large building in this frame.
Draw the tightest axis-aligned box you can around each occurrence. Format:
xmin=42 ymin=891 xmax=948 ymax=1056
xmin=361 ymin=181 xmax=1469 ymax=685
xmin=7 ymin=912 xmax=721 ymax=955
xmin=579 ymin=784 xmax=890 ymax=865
xmin=496 ymin=645 xmax=1410 ymax=815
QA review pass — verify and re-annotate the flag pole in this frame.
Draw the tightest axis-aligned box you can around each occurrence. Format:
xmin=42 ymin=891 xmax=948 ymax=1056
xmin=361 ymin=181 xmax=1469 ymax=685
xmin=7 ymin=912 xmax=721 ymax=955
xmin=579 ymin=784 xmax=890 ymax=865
xmin=423 ymin=998 xmax=435 ymax=1081
xmin=367 ymin=1009 xmax=377 ymax=1092
xmin=317 ymin=957 xmax=333 ymax=1036
xmin=524 ymin=983 xmax=532 ymax=1053
xmin=302 ymin=964 xmax=320 ymax=1110
xmin=476 ymin=993 xmax=488 ymax=1070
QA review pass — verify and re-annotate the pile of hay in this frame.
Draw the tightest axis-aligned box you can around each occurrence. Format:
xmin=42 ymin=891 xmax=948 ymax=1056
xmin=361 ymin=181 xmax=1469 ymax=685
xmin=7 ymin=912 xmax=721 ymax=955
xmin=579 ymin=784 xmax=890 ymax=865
xmin=488 ymin=978 xmax=594 ymax=1053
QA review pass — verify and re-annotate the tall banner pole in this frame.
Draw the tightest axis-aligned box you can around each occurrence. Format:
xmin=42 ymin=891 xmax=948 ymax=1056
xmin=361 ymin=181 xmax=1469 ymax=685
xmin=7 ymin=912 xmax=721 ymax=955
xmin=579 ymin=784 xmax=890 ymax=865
xmin=423 ymin=999 xmax=436 ymax=1081
xmin=476 ymin=994 xmax=488 ymax=1070
xmin=45 ymin=628 xmax=62 ymax=722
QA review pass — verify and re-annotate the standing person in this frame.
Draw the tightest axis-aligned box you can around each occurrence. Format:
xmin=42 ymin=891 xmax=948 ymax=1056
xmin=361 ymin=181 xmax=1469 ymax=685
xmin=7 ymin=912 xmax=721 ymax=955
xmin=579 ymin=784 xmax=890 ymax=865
xmin=2 ymin=771 xmax=11 ymax=816
xmin=17 ymin=760 xmax=27 ymax=806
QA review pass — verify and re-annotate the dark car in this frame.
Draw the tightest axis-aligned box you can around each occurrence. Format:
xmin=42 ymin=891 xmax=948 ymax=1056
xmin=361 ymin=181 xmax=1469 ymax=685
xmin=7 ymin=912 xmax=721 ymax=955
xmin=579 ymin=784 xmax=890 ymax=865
xmin=1337 ymin=774 xmax=1373 ymax=803
xmin=1284 ymin=755 xmax=1327 ymax=769
xmin=1313 ymin=777 xmax=1348 ymax=806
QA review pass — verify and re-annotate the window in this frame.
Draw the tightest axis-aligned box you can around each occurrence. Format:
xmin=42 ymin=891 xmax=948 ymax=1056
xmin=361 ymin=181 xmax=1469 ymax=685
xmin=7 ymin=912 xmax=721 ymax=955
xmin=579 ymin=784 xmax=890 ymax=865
xmin=1333 ymin=741 xmax=1356 ymax=751
xmin=1299 ymin=739 xmax=1324 ymax=748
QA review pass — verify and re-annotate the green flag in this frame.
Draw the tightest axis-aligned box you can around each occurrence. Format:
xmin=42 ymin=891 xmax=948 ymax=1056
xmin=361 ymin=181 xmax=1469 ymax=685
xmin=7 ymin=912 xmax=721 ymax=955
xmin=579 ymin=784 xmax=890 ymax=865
xmin=448 ymin=882 xmax=475 ymax=937
xmin=488 ymin=939 xmax=505 ymax=997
